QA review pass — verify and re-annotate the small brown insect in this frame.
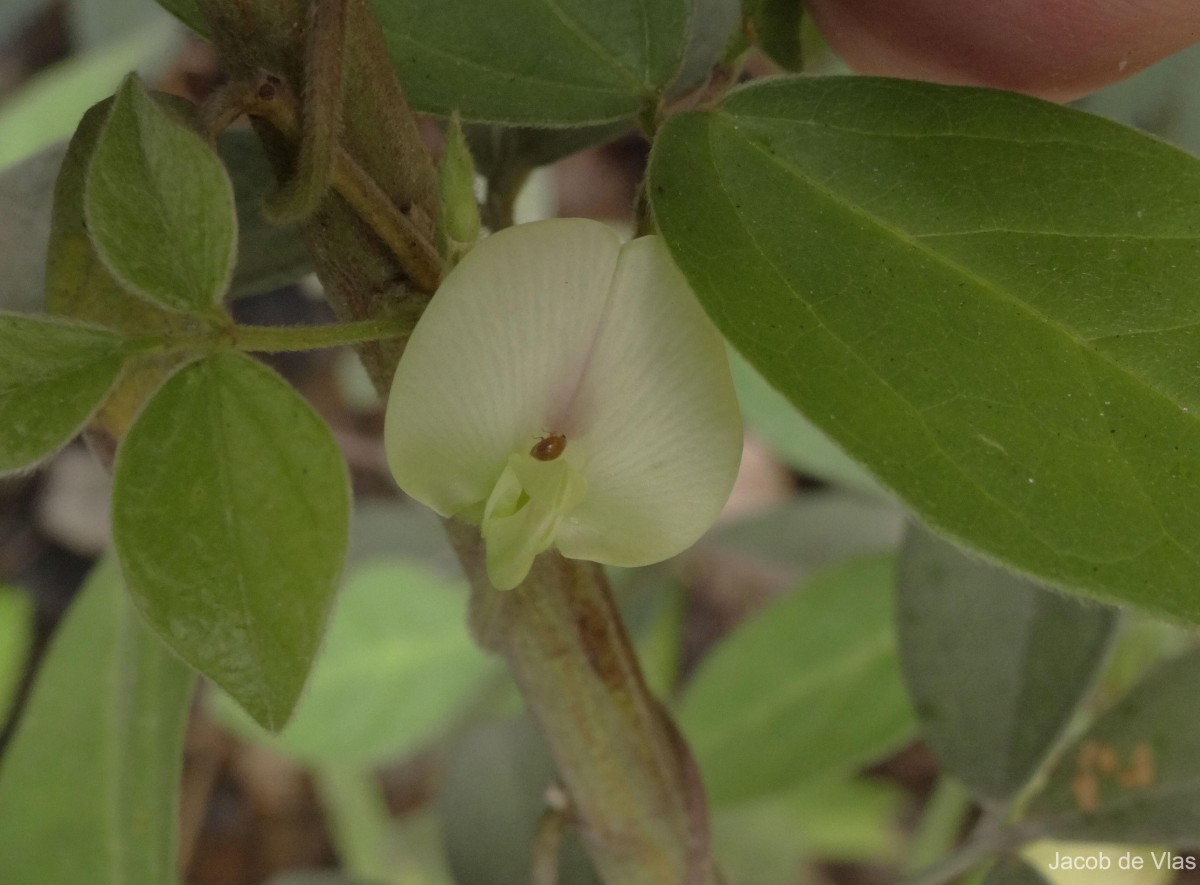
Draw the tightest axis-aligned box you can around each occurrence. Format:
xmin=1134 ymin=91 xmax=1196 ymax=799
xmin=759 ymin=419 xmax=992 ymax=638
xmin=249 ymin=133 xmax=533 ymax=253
xmin=530 ymin=432 xmax=567 ymax=461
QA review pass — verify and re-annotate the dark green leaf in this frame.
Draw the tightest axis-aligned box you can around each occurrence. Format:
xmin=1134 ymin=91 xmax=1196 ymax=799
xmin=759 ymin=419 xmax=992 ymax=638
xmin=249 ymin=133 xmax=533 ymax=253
xmin=86 ymin=73 xmax=236 ymax=312
xmin=748 ymin=0 xmax=803 ymax=71
xmin=729 ymin=348 xmax=885 ymax=494
xmin=113 ymin=352 xmax=350 ymax=730
xmin=212 ymin=561 xmax=493 ymax=764
xmin=371 ymin=0 xmax=693 ymax=124
xmin=898 ymin=527 xmax=1117 ymax=801
xmin=465 ymin=120 xmax=633 ymax=181
xmin=1028 ymin=648 xmax=1200 ymax=844
xmin=650 ymin=76 xmax=1200 ymax=622
xmin=220 ymin=129 xmax=312 ymax=299
xmin=153 ymin=0 xmax=205 ymax=34
xmin=0 ymin=312 xmax=132 ymax=474
xmin=678 ymin=555 xmax=916 ymax=804
xmin=0 ymin=559 xmax=194 ymax=885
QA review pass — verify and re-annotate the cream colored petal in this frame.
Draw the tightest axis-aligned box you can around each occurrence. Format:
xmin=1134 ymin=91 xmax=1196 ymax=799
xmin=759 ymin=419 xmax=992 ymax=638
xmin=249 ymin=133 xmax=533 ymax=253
xmin=554 ymin=236 xmax=743 ymax=566
xmin=384 ymin=219 xmax=621 ymax=517
xmin=481 ymin=453 xmax=587 ymax=589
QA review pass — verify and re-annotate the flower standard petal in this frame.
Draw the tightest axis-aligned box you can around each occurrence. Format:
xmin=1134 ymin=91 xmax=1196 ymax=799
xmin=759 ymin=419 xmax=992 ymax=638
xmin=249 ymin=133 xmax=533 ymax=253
xmin=554 ymin=235 xmax=744 ymax=566
xmin=385 ymin=218 xmax=743 ymax=588
xmin=385 ymin=219 xmax=620 ymax=518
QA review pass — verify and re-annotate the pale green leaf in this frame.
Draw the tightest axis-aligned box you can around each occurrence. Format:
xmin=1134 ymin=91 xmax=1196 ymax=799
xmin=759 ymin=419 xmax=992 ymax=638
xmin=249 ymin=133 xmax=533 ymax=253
xmin=898 ymin=527 xmax=1117 ymax=801
xmin=0 ymin=18 xmax=175 ymax=171
xmin=42 ymin=102 xmax=308 ymax=328
xmin=677 ymin=555 xmax=916 ymax=804
xmin=650 ymin=76 xmax=1200 ymax=622
xmin=113 ymin=352 xmax=349 ymax=730
xmin=47 ymin=99 xmax=187 ymax=335
xmin=0 ymin=585 xmax=32 ymax=721
xmin=213 ymin=561 xmax=493 ymax=764
xmin=86 ymin=73 xmax=236 ymax=312
xmin=0 ymin=559 xmax=194 ymax=885
xmin=0 ymin=312 xmax=132 ymax=474
xmin=1028 ymin=649 xmax=1200 ymax=844
xmin=713 ymin=777 xmax=903 ymax=880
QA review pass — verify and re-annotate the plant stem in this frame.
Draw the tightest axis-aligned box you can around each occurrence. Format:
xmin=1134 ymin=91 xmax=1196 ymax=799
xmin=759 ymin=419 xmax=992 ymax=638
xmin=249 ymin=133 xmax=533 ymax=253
xmin=315 ymin=766 xmax=396 ymax=885
xmin=906 ymin=777 xmax=975 ymax=874
xmin=228 ymin=317 xmax=412 ymax=352
xmin=903 ymin=806 xmax=1032 ymax=885
xmin=445 ymin=522 xmax=718 ymax=885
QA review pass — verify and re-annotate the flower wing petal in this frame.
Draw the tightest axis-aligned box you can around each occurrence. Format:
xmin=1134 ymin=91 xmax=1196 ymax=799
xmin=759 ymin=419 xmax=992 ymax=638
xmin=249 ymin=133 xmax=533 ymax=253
xmin=385 ymin=219 xmax=621 ymax=516
xmin=556 ymin=236 xmax=743 ymax=566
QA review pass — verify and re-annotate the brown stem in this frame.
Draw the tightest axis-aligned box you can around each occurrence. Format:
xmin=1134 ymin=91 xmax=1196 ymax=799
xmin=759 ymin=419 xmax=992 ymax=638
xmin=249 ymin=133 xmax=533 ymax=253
xmin=446 ymin=522 xmax=717 ymax=884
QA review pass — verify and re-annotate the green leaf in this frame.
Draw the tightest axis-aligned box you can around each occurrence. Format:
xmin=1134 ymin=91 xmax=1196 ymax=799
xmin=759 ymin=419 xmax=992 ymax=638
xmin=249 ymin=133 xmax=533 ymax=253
xmin=729 ymin=347 xmax=886 ymax=495
xmin=212 ymin=561 xmax=493 ymax=764
xmin=466 ymin=122 xmax=633 ymax=181
xmin=0 ymin=559 xmax=194 ymax=885
xmin=747 ymin=0 xmax=803 ymax=71
xmin=47 ymin=99 xmax=182 ymax=336
xmin=898 ymin=527 xmax=1117 ymax=801
xmin=45 ymin=102 xmax=308 ymax=326
xmin=0 ymin=312 xmax=133 ymax=474
xmin=0 ymin=18 xmax=175 ymax=171
xmin=0 ymin=585 xmax=32 ymax=721
xmin=650 ymin=76 xmax=1200 ymax=622
xmin=713 ymin=777 xmax=903 ymax=879
xmin=370 ymin=0 xmax=719 ymax=125
xmin=440 ymin=716 xmax=601 ymax=885
xmin=1027 ymin=648 xmax=1200 ymax=844
xmin=317 ymin=775 xmax=456 ymax=885
xmin=113 ymin=351 xmax=350 ymax=730
xmin=220 ymin=129 xmax=312 ymax=300
xmin=86 ymin=73 xmax=236 ymax=313
xmin=0 ymin=143 xmax=66 ymax=314
xmin=704 ymin=492 xmax=902 ymax=575
xmin=153 ymin=0 xmax=205 ymax=34
xmin=677 ymin=555 xmax=916 ymax=804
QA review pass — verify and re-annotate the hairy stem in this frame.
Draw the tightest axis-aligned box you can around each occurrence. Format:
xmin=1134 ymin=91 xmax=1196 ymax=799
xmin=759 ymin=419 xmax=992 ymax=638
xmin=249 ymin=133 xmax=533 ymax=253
xmin=445 ymin=522 xmax=717 ymax=884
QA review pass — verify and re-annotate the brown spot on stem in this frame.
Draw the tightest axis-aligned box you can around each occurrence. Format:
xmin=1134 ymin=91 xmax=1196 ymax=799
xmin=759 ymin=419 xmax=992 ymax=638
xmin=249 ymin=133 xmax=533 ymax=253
xmin=575 ymin=596 xmax=623 ymax=691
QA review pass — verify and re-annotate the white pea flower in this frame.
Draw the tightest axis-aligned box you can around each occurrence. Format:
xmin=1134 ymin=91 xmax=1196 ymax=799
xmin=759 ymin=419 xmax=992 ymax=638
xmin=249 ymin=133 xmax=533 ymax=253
xmin=384 ymin=218 xmax=743 ymax=590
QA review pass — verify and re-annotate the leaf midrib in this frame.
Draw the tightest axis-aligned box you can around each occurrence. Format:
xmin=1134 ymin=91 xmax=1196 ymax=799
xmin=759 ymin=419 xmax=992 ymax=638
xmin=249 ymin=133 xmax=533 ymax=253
xmin=708 ymin=111 xmax=1200 ymax=574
